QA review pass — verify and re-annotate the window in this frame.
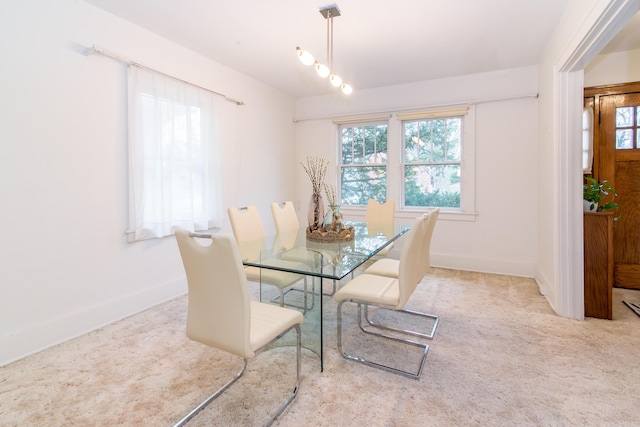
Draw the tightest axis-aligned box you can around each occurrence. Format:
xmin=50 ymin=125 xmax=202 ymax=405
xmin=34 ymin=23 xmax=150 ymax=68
xmin=402 ymin=116 xmax=462 ymax=208
xmin=337 ymin=107 xmax=475 ymax=216
xmin=615 ymin=105 xmax=640 ymax=149
xmin=127 ymin=65 xmax=222 ymax=242
xmin=339 ymin=120 xmax=389 ymax=205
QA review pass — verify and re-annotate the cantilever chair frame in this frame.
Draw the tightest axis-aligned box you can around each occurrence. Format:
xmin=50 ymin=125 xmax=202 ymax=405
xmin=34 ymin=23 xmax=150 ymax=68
xmin=336 ymin=300 xmax=431 ymax=379
xmin=335 ymin=215 xmax=438 ymax=379
xmin=174 ymin=323 xmax=301 ymax=427
xmin=173 ymin=231 xmax=302 ymax=427
xmin=360 ymin=210 xmax=440 ymax=340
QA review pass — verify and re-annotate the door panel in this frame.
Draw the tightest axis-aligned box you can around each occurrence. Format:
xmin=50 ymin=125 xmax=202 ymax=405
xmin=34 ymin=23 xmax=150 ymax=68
xmin=599 ymin=92 xmax=640 ymax=289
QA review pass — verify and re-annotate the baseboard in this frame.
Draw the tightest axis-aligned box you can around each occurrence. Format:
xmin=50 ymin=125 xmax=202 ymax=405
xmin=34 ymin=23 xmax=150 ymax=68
xmin=0 ymin=279 xmax=186 ymax=367
xmin=430 ymin=253 xmax=536 ymax=278
xmin=535 ymin=265 xmax=558 ymax=315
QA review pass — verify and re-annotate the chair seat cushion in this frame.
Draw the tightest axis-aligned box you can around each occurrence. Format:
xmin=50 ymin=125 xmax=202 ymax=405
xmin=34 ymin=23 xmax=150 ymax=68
xmin=244 ymin=258 xmax=306 ymax=288
xmin=334 ymin=273 xmax=399 ymax=307
xmin=363 ymin=258 xmax=399 ymax=278
xmin=249 ymin=301 xmax=304 ymax=351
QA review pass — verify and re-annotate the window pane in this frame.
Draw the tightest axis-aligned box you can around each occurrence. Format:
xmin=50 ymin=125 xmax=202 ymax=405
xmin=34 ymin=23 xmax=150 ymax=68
xmin=446 ymin=118 xmax=461 ymax=161
xmin=637 ymin=107 xmax=640 ymax=126
xmin=637 ymin=129 xmax=640 ymax=149
xmin=404 ymin=164 xmax=460 ymax=207
xmin=353 ymin=127 xmax=365 ymax=164
xmin=432 ymin=119 xmax=446 ymax=162
xmin=341 ymin=166 xmax=387 ymax=205
xmin=404 ymin=121 xmax=419 ymax=162
xmin=364 ymin=126 xmax=375 ymax=160
xmin=341 ymin=127 xmax=353 ymax=164
xmin=339 ymin=122 xmax=388 ymax=205
xmin=418 ymin=121 xmax=432 ymax=162
xmin=376 ymin=125 xmax=388 ymax=161
xmin=616 ymin=107 xmax=633 ymax=127
xmin=617 ymin=129 xmax=633 ymax=149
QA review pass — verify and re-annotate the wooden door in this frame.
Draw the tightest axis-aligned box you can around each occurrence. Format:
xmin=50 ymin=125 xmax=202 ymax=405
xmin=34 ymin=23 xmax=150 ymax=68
xmin=599 ymin=92 xmax=640 ymax=289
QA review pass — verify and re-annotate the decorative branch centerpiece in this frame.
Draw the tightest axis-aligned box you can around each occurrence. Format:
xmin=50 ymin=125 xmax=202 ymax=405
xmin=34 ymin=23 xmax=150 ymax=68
xmin=301 ymin=155 xmax=328 ymax=232
xmin=300 ymin=156 xmax=353 ymax=242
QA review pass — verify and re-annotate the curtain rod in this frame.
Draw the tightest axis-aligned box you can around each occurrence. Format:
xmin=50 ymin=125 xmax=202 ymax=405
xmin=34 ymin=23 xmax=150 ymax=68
xmin=293 ymin=93 xmax=538 ymax=122
xmin=85 ymin=45 xmax=245 ymax=106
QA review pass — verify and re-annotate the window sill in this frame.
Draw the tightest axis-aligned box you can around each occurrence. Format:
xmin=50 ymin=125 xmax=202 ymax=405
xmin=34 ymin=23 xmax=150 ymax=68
xmin=340 ymin=206 xmax=477 ymax=222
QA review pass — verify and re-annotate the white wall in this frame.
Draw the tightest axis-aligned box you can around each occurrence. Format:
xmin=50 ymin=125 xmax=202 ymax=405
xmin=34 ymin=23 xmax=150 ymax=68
xmin=294 ymin=67 xmax=539 ymax=277
xmin=0 ymin=0 xmax=296 ymax=366
xmin=585 ymin=48 xmax=640 ymax=86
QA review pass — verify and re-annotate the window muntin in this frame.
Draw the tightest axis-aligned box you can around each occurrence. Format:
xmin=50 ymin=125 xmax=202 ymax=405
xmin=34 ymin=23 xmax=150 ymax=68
xmin=583 ymin=105 xmax=594 ymax=173
xmin=615 ymin=106 xmax=640 ymax=150
xmin=339 ymin=122 xmax=388 ymax=205
xmin=402 ymin=117 xmax=462 ymax=208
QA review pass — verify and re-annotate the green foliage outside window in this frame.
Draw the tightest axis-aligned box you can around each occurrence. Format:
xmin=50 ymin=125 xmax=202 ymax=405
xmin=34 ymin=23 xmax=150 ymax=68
xmin=340 ymin=123 xmax=388 ymax=204
xmin=403 ymin=118 xmax=462 ymax=208
xmin=338 ymin=115 xmax=464 ymax=209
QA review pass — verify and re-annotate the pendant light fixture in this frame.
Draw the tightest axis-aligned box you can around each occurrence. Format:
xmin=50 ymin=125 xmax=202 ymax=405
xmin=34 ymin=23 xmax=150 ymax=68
xmin=296 ymin=4 xmax=353 ymax=95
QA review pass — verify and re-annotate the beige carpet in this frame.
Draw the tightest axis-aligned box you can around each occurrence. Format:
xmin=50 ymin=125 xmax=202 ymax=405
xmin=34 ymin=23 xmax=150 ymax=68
xmin=2 ymin=268 xmax=640 ymax=426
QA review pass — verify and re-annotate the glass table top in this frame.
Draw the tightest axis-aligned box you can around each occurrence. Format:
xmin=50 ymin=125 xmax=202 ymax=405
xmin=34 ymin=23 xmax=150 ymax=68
xmin=237 ymin=221 xmax=410 ymax=371
xmin=239 ymin=221 xmax=410 ymax=280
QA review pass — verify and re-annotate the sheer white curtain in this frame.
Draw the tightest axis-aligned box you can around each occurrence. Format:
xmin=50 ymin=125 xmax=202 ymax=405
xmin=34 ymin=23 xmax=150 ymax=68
xmin=127 ymin=65 xmax=222 ymax=242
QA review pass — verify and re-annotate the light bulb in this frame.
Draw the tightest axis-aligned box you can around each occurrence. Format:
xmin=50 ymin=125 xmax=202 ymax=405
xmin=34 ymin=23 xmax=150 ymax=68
xmin=315 ymin=63 xmax=330 ymax=78
xmin=341 ymin=83 xmax=353 ymax=95
xmin=296 ymin=47 xmax=315 ymax=66
xmin=330 ymin=74 xmax=343 ymax=87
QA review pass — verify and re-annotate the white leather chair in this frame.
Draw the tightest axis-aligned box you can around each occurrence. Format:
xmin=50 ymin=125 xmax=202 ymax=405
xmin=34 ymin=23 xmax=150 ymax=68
xmin=271 ymin=201 xmax=300 ymax=234
xmin=271 ymin=201 xmax=337 ymax=296
xmin=173 ymin=230 xmax=303 ymax=426
xmin=334 ymin=214 xmax=439 ymax=379
xmin=364 ymin=209 xmax=439 ymax=279
xmin=365 ymin=199 xmax=396 ymax=258
xmin=228 ymin=205 xmax=310 ymax=312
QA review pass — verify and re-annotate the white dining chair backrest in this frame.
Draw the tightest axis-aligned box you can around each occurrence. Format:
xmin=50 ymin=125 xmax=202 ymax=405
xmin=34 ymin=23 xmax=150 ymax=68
xmin=365 ymin=199 xmax=395 ymax=226
xmin=271 ymin=201 xmax=299 ymax=233
xmin=228 ymin=205 xmax=265 ymax=243
xmin=175 ymin=230 xmax=254 ymax=358
xmin=418 ymin=209 xmax=439 ymax=278
xmin=397 ymin=215 xmax=429 ymax=309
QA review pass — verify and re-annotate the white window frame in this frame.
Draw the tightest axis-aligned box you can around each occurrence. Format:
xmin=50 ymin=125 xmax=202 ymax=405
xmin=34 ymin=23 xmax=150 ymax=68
xmin=337 ymin=118 xmax=390 ymax=205
xmin=337 ymin=106 xmax=476 ymax=222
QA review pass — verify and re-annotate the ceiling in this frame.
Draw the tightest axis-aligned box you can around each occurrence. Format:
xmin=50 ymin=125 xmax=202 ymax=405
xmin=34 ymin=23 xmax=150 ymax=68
xmin=84 ymin=0 xmax=640 ymax=99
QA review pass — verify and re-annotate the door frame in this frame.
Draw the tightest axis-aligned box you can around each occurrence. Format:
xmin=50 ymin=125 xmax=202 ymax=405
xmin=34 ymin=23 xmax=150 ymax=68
xmin=554 ymin=0 xmax=640 ymax=319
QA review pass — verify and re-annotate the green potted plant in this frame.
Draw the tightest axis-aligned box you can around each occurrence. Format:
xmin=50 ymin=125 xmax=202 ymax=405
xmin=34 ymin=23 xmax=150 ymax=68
xmin=583 ymin=177 xmax=619 ymax=214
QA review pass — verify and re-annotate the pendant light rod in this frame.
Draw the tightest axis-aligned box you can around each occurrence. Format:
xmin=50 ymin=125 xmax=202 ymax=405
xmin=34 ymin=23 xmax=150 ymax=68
xmin=321 ymin=5 xmax=339 ymax=74
xmin=296 ymin=4 xmax=352 ymax=95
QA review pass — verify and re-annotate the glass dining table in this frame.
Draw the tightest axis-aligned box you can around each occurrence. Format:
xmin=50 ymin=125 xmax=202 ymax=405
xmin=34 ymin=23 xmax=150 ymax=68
xmin=237 ymin=221 xmax=410 ymax=371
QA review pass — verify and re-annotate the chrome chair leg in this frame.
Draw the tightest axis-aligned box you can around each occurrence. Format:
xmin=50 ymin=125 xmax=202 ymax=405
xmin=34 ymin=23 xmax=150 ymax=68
xmin=173 ymin=360 xmax=248 ymax=427
xmin=173 ymin=325 xmax=301 ymax=427
xmin=360 ymin=304 xmax=439 ymax=340
xmin=337 ymin=300 xmax=429 ymax=380
xmin=262 ymin=324 xmax=301 ymax=426
xmin=271 ymin=277 xmax=315 ymax=314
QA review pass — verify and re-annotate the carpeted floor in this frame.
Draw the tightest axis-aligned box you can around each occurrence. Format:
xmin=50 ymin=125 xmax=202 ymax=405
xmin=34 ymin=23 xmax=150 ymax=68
xmin=1 ymin=268 xmax=639 ymax=426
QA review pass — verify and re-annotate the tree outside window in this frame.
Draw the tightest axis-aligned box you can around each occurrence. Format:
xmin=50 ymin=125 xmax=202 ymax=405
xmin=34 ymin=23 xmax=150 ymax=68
xmin=403 ymin=117 xmax=462 ymax=208
xmin=339 ymin=122 xmax=388 ymax=205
